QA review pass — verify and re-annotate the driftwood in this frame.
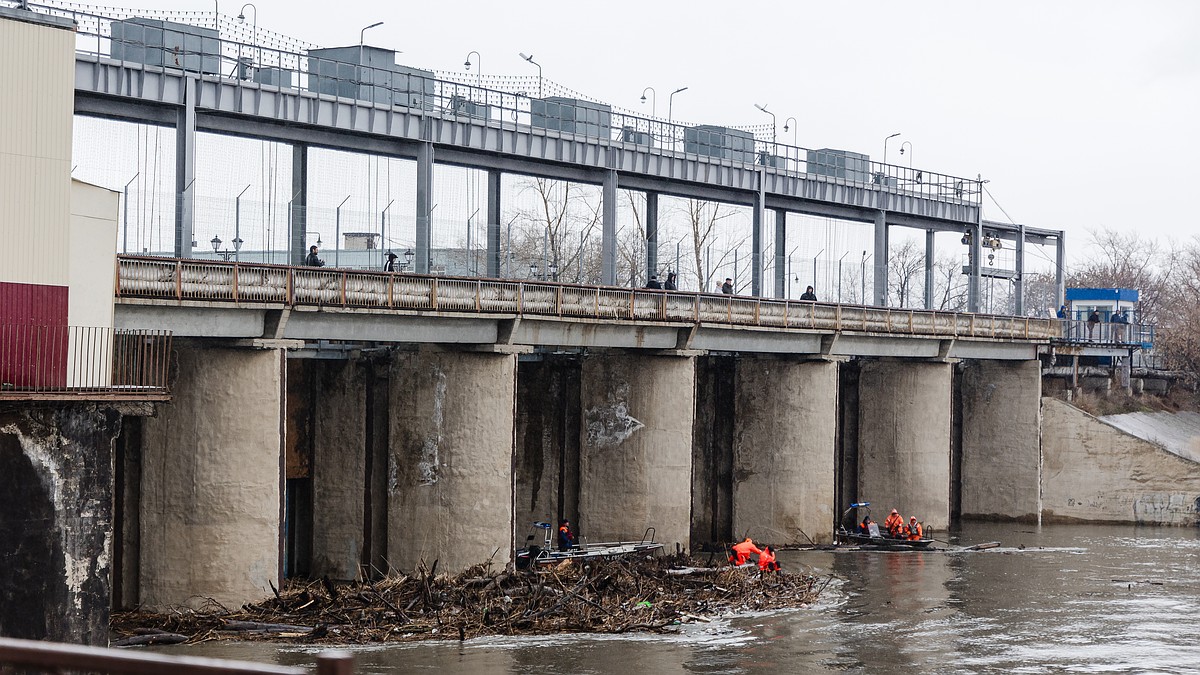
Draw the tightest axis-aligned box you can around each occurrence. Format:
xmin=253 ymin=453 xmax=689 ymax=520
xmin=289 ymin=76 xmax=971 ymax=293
xmin=111 ymin=554 xmax=822 ymax=644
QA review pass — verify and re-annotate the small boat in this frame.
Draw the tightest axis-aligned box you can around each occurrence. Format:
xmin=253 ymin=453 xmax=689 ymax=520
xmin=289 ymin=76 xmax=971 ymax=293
xmin=834 ymin=502 xmax=935 ymax=550
xmin=515 ymin=522 xmax=663 ymax=569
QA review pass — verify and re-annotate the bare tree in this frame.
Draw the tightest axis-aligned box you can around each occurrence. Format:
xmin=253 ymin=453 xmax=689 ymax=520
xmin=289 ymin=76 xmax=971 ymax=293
xmin=507 ymin=177 xmax=601 ymax=282
xmin=617 ymin=190 xmax=647 ymax=287
xmin=887 ymin=239 xmax=925 ymax=308
xmin=678 ymin=199 xmax=741 ymax=293
xmin=932 ymin=254 xmax=968 ymax=312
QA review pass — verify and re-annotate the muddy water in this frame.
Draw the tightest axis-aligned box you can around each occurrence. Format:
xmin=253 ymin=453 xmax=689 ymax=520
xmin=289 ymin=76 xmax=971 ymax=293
xmin=151 ymin=523 xmax=1200 ymax=673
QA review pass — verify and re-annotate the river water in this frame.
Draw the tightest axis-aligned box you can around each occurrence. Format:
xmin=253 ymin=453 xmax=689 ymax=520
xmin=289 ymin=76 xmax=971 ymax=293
xmin=153 ymin=523 xmax=1200 ymax=673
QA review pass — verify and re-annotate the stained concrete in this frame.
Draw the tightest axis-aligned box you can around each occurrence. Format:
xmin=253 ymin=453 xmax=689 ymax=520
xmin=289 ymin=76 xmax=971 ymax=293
xmin=1041 ymin=398 xmax=1200 ymax=525
xmin=139 ymin=345 xmax=284 ymax=609
xmin=691 ymin=355 xmax=736 ymax=547
xmin=959 ymin=360 xmax=1042 ymax=521
xmin=387 ymin=349 xmax=516 ymax=573
xmin=1099 ymin=410 xmax=1200 ymax=463
xmin=732 ymin=358 xmax=837 ymax=545
xmin=579 ymin=352 xmax=694 ymax=551
xmin=857 ymin=360 xmax=952 ymax=530
xmin=309 ymin=359 xmax=368 ymax=580
xmin=0 ymin=404 xmax=121 ymax=645
xmin=513 ymin=356 xmax=581 ymax=545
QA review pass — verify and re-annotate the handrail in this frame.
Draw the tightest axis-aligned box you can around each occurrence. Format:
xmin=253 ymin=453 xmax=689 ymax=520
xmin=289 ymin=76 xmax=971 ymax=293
xmin=0 ymin=637 xmax=353 ymax=675
xmin=115 ymin=256 xmax=1060 ymax=341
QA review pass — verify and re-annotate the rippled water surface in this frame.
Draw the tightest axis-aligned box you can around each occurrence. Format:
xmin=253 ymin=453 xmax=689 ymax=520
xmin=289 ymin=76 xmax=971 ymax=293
xmin=156 ymin=523 xmax=1200 ymax=673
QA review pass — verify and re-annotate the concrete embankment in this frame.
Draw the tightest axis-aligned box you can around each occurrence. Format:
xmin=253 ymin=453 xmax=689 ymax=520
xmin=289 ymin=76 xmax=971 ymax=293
xmin=1040 ymin=398 xmax=1200 ymax=525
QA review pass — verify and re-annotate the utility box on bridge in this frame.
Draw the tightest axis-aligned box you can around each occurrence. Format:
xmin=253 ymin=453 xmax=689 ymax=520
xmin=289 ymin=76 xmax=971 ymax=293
xmin=531 ymin=97 xmax=612 ymax=138
xmin=110 ymin=18 xmax=221 ymax=74
xmin=806 ymin=148 xmax=871 ymax=183
xmin=684 ymin=125 xmax=756 ymax=163
xmin=306 ymin=46 xmax=434 ymax=109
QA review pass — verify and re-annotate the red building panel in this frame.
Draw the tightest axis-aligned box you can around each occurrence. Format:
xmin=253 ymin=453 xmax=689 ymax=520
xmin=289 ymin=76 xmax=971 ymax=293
xmin=0 ymin=281 xmax=69 ymax=388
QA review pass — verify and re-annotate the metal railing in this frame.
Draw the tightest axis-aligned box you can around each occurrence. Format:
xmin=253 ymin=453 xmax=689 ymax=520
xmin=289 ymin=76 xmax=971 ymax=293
xmin=0 ymin=637 xmax=351 ymax=675
xmin=116 ymin=256 xmax=1059 ymax=341
xmin=1057 ymin=319 xmax=1154 ymax=348
xmin=16 ymin=1 xmax=982 ymax=206
xmin=0 ymin=324 xmax=172 ymax=400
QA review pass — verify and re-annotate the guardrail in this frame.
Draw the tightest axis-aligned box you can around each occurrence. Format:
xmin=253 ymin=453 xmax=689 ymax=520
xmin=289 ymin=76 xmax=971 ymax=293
xmin=1057 ymin=319 xmax=1153 ymax=348
xmin=116 ymin=256 xmax=1059 ymax=341
xmin=16 ymin=0 xmax=982 ymax=206
xmin=0 ymin=324 xmax=171 ymax=400
xmin=0 ymin=637 xmax=351 ymax=675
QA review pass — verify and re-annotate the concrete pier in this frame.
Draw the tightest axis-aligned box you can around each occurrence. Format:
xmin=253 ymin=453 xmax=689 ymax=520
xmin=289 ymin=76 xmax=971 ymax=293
xmin=691 ymin=355 xmax=736 ymax=546
xmin=858 ymin=360 xmax=953 ymax=530
xmin=578 ymin=352 xmax=694 ymax=551
xmin=732 ymin=358 xmax=838 ymax=545
xmin=0 ymin=404 xmax=123 ymax=644
xmin=387 ymin=349 xmax=517 ymax=573
xmin=138 ymin=345 xmax=285 ymax=609
xmin=960 ymin=360 xmax=1042 ymax=521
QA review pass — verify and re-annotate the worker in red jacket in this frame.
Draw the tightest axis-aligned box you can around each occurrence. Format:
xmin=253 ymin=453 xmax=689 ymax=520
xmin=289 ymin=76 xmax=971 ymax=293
xmin=729 ymin=537 xmax=762 ymax=566
xmin=758 ymin=545 xmax=780 ymax=572
xmin=906 ymin=516 xmax=924 ymax=541
xmin=884 ymin=509 xmax=904 ymax=538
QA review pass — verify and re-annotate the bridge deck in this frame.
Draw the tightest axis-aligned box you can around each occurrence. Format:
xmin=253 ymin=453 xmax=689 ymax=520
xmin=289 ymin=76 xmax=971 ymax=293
xmin=114 ymin=257 xmax=1056 ymax=360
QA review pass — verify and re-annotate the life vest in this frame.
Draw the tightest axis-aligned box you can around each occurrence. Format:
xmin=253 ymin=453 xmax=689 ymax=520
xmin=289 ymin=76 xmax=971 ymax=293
xmin=758 ymin=549 xmax=777 ymax=570
xmin=907 ymin=521 xmax=923 ymax=540
xmin=730 ymin=540 xmax=761 ymax=565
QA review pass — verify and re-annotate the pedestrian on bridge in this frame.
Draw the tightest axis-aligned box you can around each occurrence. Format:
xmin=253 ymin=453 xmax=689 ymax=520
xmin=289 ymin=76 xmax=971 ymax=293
xmin=664 ymin=271 xmax=677 ymax=291
xmin=721 ymin=278 xmax=734 ymax=294
xmin=384 ymin=251 xmax=398 ymax=272
xmin=646 ymin=275 xmax=662 ymax=289
xmin=1087 ymin=309 xmax=1101 ymax=340
xmin=800 ymin=286 xmax=817 ymax=301
xmin=306 ymin=245 xmax=325 ymax=267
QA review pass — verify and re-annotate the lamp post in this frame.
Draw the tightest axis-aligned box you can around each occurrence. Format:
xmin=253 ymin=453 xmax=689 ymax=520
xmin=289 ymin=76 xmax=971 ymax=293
xmin=234 ymin=184 xmax=250 ymax=263
xmin=753 ymin=103 xmax=776 ymax=146
xmin=380 ymin=200 xmax=394 ymax=269
xmin=359 ymin=21 xmax=384 ymax=95
xmin=640 ymin=86 xmax=656 ymax=118
xmin=518 ymin=52 xmax=542 ymax=98
xmin=211 ymin=235 xmax=224 ymax=261
xmin=882 ymin=132 xmax=901 ymax=165
xmin=837 ymin=251 xmax=849 ymax=303
xmin=236 ymin=3 xmax=256 ymax=49
xmin=899 ymin=140 xmax=912 ymax=168
xmin=861 ymin=251 xmax=871 ymax=304
xmin=812 ymin=248 xmax=824 ymax=293
xmin=783 ymin=117 xmax=797 ymax=146
xmin=121 ymin=172 xmax=138 ymax=254
xmin=464 ymin=50 xmax=482 ymax=89
xmin=334 ymin=194 xmax=350 ymax=267
xmin=667 ymin=86 xmax=687 ymax=124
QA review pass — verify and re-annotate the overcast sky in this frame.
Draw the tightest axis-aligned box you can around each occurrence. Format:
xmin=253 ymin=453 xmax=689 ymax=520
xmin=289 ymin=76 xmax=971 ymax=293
xmin=75 ymin=0 xmax=1200 ymax=262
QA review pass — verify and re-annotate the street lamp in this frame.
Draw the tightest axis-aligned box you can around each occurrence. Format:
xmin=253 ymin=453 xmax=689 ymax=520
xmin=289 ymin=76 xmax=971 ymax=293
xmin=548 ymin=261 xmax=559 ymax=281
xmin=464 ymin=50 xmax=481 ymax=88
xmin=518 ymin=52 xmax=542 ymax=98
xmin=667 ymin=86 xmax=688 ymax=124
xmin=899 ymin=140 xmax=913 ymax=168
xmin=359 ymin=21 xmax=384 ymax=93
xmin=783 ymin=116 xmax=797 ymax=146
xmin=837 ymin=251 xmax=850 ymax=303
xmin=529 ymin=262 xmax=541 ymax=279
xmin=812 ymin=248 xmax=824 ymax=293
xmin=236 ymin=3 xmax=256 ymax=76
xmin=860 ymin=250 xmax=872 ymax=304
xmin=640 ymin=86 xmax=656 ymax=118
xmin=234 ymin=184 xmax=250 ymax=263
xmin=882 ymin=132 xmax=901 ymax=165
xmin=753 ymin=103 xmax=776 ymax=145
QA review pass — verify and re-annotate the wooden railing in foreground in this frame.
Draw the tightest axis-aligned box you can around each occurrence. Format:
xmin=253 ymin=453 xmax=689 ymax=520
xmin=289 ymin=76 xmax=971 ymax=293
xmin=116 ymin=256 xmax=1060 ymax=341
xmin=0 ymin=637 xmax=353 ymax=675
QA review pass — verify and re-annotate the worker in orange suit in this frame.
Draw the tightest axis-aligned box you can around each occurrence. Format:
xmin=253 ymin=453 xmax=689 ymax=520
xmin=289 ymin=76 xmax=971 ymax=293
xmin=729 ymin=537 xmax=762 ymax=566
xmin=884 ymin=509 xmax=904 ymax=538
xmin=758 ymin=545 xmax=780 ymax=572
xmin=906 ymin=516 xmax=924 ymax=541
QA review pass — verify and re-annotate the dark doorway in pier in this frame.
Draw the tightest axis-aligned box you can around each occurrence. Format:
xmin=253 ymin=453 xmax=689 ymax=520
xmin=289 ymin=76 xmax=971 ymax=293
xmin=691 ymin=354 xmax=736 ymax=548
xmin=835 ymin=359 xmax=862 ymax=527
xmin=113 ymin=415 xmax=143 ymax=609
xmin=0 ymin=432 xmax=59 ymax=639
xmin=284 ymin=359 xmax=316 ymax=578
xmin=514 ymin=353 xmax=582 ymax=544
xmin=950 ymin=363 xmax=964 ymax=521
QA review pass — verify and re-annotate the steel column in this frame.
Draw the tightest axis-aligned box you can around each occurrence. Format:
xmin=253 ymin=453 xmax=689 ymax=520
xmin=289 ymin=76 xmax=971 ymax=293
xmin=645 ymin=191 xmax=659 ymax=280
xmin=290 ymin=143 xmax=308 ymax=266
xmin=486 ymin=169 xmax=502 ymax=278
xmin=751 ymin=169 xmax=766 ymax=296
xmin=173 ymin=76 xmax=197 ymax=258
xmin=602 ymin=169 xmax=617 ymax=285
xmin=415 ymin=140 xmax=434 ymax=274
xmin=873 ymin=210 xmax=888 ymax=306
xmin=925 ymin=229 xmax=935 ymax=310
xmin=774 ymin=208 xmax=787 ymax=298
xmin=1015 ymin=223 xmax=1026 ymax=315
xmin=1055 ymin=230 xmax=1066 ymax=310
xmin=968 ymin=219 xmax=983 ymax=313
